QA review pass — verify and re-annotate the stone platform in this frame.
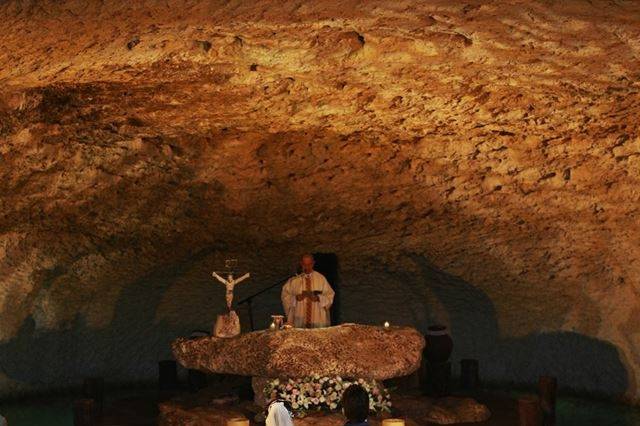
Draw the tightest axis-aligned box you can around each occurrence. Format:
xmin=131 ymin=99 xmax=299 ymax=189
xmin=172 ymin=324 xmax=425 ymax=380
xmin=158 ymin=390 xmax=491 ymax=425
xmin=167 ymin=324 xmax=492 ymax=424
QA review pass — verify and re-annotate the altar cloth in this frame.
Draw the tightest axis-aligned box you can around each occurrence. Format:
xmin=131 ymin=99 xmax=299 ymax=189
xmin=172 ymin=324 xmax=425 ymax=380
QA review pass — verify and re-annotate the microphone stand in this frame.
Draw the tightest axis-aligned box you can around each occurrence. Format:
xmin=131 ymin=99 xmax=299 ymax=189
xmin=237 ymin=275 xmax=292 ymax=331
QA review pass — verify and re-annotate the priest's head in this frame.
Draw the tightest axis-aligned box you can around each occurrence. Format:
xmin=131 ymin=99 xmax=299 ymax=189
xmin=300 ymin=254 xmax=315 ymax=274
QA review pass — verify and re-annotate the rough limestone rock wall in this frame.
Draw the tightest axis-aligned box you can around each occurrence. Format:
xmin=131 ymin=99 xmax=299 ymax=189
xmin=1 ymin=0 xmax=639 ymax=401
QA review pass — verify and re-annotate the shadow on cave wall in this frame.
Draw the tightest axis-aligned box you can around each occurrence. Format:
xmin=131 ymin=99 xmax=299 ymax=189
xmin=0 ymin=250 xmax=629 ymax=399
xmin=0 ymin=243 xmax=629 ymax=400
xmin=411 ymin=254 xmax=628 ymax=398
xmin=0 ymin=249 xmax=219 ymax=396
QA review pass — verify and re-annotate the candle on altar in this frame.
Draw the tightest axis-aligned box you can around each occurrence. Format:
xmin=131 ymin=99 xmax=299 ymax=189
xmin=384 ymin=321 xmax=390 ymax=329
xmin=226 ymin=418 xmax=249 ymax=426
xmin=382 ymin=419 xmax=405 ymax=426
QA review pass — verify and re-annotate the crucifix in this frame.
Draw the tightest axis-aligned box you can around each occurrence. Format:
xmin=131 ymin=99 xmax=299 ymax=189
xmin=210 ymin=259 xmax=250 ymax=338
xmin=212 ymin=271 xmax=251 ymax=310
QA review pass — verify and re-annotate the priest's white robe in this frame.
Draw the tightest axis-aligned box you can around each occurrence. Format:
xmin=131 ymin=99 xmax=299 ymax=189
xmin=281 ymin=270 xmax=334 ymax=328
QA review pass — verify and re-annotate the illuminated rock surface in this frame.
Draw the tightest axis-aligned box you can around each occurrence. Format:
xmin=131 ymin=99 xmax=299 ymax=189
xmin=173 ymin=324 xmax=425 ymax=380
xmin=1 ymin=0 xmax=639 ymax=402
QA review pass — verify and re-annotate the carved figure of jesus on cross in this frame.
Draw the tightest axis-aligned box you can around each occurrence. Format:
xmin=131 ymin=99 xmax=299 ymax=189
xmin=212 ymin=271 xmax=250 ymax=310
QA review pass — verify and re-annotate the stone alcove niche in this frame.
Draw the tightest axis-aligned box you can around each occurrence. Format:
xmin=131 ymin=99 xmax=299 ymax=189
xmin=0 ymin=0 xmax=639 ymax=408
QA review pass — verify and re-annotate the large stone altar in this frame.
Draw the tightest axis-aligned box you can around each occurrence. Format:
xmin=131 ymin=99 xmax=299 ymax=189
xmin=168 ymin=324 xmax=491 ymax=424
xmin=172 ymin=324 xmax=425 ymax=380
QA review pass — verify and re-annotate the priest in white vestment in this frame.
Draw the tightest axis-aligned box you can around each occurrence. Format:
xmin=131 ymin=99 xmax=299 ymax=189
xmin=282 ymin=254 xmax=335 ymax=328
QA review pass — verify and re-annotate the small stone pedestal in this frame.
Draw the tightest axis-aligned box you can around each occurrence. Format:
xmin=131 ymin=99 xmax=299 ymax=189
xmin=460 ymin=359 xmax=480 ymax=392
xmin=213 ymin=310 xmax=241 ymax=338
xmin=251 ymin=377 xmax=271 ymax=407
xmin=538 ymin=376 xmax=557 ymax=426
xmin=423 ymin=361 xmax=451 ymax=397
xmin=73 ymin=399 xmax=97 ymax=426
xmin=82 ymin=377 xmax=104 ymax=417
xmin=518 ymin=395 xmax=542 ymax=426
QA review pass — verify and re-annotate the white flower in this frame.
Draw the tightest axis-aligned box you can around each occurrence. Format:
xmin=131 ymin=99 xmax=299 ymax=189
xmin=264 ymin=375 xmax=390 ymax=415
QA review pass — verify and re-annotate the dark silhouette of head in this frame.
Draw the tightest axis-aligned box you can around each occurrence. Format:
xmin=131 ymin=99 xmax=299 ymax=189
xmin=341 ymin=384 xmax=369 ymax=423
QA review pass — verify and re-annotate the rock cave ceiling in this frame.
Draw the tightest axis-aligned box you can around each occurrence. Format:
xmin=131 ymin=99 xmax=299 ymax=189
xmin=1 ymin=0 xmax=640 ymax=400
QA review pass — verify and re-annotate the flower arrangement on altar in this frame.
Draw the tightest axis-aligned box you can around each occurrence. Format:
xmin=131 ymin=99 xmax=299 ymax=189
xmin=263 ymin=375 xmax=392 ymax=416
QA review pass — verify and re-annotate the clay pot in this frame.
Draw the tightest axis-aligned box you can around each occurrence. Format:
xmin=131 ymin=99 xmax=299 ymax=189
xmin=424 ymin=325 xmax=453 ymax=364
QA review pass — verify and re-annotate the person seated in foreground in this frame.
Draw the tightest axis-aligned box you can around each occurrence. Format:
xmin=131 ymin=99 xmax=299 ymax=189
xmin=341 ymin=384 xmax=370 ymax=426
xmin=265 ymin=399 xmax=294 ymax=426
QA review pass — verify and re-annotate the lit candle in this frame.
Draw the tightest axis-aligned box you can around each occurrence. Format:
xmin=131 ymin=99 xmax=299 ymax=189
xmin=384 ymin=321 xmax=390 ymax=329
xmin=270 ymin=322 xmax=276 ymax=330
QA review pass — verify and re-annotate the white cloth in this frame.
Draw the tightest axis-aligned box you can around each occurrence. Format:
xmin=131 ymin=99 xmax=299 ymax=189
xmin=266 ymin=402 xmax=293 ymax=426
xmin=281 ymin=270 xmax=334 ymax=328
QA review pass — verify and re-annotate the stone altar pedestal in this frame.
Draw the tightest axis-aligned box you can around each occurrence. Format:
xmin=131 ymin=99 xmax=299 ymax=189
xmin=169 ymin=324 xmax=491 ymax=424
xmin=213 ymin=310 xmax=241 ymax=338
